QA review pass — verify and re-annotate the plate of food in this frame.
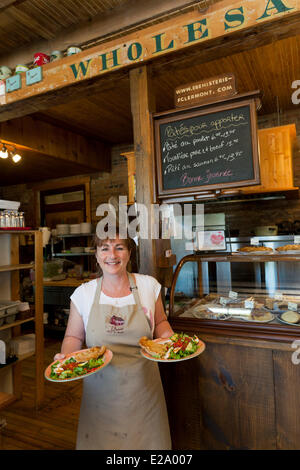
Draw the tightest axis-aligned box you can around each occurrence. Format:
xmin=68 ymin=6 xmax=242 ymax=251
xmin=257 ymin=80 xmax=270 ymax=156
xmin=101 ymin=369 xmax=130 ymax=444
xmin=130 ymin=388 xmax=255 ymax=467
xmin=45 ymin=346 xmax=113 ymax=382
xmin=277 ymin=310 xmax=300 ymax=326
xmin=237 ymin=246 xmax=274 ymax=255
xmin=237 ymin=310 xmax=275 ymax=323
xmin=275 ymin=245 xmax=300 ymax=255
xmin=139 ymin=333 xmax=205 ymax=362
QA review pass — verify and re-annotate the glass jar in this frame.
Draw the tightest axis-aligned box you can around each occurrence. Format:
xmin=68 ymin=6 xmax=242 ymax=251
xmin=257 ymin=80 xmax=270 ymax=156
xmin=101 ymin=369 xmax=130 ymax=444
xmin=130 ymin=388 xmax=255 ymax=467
xmin=18 ymin=212 xmax=25 ymax=228
xmin=0 ymin=211 xmax=5 ymax=228
xmin=4 ymin=210 xmax=11 ymax=228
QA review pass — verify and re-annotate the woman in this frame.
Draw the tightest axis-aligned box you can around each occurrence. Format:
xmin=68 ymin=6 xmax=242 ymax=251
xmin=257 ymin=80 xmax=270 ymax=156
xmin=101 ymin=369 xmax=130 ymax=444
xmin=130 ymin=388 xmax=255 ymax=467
xmin=55 ymin=231 xmax=173 ymax=450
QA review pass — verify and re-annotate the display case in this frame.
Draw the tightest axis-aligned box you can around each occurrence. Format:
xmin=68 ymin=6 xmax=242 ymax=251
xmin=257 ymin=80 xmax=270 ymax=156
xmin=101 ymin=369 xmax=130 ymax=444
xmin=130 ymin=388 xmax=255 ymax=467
xmin=169 ymin=247 xmax=300 ymax=342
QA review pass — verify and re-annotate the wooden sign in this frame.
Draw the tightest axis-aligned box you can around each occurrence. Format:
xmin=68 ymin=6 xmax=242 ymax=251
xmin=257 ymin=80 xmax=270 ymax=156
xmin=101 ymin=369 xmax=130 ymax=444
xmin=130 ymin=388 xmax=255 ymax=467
xmin=175 ymin=74 xmax=236 ymax=108
xmin=1 ymin=0 xmax=299 ymax=106
xmin=153 ymin=92 xmax=260 ymax=199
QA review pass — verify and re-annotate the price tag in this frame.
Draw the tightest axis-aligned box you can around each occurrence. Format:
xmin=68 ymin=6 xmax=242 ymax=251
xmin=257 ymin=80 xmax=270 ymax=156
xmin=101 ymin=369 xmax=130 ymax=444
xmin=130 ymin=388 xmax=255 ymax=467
xmin=288 ymin=302 xmax=298 ymax=312
xmin=229 ymin=291 xmax=238 ymax=299
xmin=0 ymin=80 xmax=5 ymax=97
xmin=220 ymin=297 xmax=229 ymax=306
xmin=250 ymin=237 xmax=260 ymax=246
xmin=244 ymin=300 xmax=254 ymax=309
xmin=274 ymin=292 xmax=283 ymax=301
xmin=294 ymin=236 xmax=300 ymax=245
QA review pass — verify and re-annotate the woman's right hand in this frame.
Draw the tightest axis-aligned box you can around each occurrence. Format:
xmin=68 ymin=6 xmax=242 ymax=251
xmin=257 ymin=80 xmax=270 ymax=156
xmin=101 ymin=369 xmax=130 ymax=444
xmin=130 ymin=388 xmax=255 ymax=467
xmin=54 ymin=353 xmax=65 ymax=361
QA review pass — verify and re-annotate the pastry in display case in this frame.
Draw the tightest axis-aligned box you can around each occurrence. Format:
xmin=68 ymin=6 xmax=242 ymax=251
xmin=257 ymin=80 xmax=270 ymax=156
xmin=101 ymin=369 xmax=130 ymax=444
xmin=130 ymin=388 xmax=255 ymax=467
xmin=237 ymin=246 xmax=274 ymax=254
xmin=169 ymin=253 xmax=300 ymax=330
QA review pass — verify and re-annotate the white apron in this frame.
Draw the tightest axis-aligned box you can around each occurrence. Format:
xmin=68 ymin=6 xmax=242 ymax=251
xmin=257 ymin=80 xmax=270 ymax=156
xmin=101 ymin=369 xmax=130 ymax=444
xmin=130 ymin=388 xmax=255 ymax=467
xmin=76 ymin=273 xmax=171 ymax=450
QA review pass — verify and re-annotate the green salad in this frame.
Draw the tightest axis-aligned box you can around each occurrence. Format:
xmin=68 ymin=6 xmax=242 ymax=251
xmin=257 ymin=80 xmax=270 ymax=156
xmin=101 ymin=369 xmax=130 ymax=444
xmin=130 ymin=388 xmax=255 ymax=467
xmin=50 ymin=356 xmax=104 ymax=380
xmin=164 ymin=333 xmax=200 ymax=360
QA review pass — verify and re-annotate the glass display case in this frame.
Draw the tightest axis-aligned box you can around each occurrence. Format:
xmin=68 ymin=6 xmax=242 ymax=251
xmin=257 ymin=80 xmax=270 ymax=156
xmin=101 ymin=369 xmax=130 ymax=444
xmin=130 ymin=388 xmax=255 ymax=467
xmin=169 ymin=245 xmax=300 ymax=341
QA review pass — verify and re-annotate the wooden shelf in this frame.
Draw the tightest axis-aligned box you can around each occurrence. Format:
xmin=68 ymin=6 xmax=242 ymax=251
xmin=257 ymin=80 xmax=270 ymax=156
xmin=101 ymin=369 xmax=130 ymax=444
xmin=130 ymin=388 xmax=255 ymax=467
xmin=0 ymin=392 xmax=17 ymax=410
xmin=43 ymin=278 xmax=91 ymax=287
xmin=53 ymin=252 xmax=94 ymax=257
xmin=193 ymin=254 xmax=300 ymax=263
xmin=0 ymin=352 xmax=35 ymax=375
xmin=0 ymin=229 xmax=44 ymax=410
xmin=0 ymin=263 xmax=34 ymax=273
xmin=0 ymin=316 xmax=34 ymax=332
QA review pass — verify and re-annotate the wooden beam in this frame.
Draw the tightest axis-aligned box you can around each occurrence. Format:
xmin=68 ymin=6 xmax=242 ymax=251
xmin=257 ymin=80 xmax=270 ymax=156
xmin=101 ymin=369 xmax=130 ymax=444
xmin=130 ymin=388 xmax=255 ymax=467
xmin=130 ymin=66 xmax=157 ymax=277
xmin=0 ymin=0 xmax=299 ymax=117
xmin=0 ymin=116 xmax=110 ymax=172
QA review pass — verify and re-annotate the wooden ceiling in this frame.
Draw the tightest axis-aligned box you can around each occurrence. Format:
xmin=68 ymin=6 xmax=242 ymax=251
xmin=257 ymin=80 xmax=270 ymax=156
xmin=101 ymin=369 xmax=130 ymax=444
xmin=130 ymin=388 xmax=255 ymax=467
xmin=32 ymin=33 xmax=300 ymax=145
xmin=0 ymin=0 xmax=129 ymax=56
xmin=0 ymin=0 xmax=223 ymax=58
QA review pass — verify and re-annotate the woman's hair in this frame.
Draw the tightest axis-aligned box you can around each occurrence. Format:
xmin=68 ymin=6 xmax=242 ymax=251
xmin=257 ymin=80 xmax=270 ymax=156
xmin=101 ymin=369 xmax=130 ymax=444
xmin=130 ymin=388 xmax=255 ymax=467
xmin=93 ymin=229 xmax=134 ymax=252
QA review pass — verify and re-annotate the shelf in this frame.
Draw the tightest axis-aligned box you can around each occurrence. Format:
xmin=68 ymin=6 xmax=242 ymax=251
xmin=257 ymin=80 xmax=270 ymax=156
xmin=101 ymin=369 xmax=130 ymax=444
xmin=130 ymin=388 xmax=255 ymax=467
xmin=53 ymin=252 xmax=95 ymax=257
xmin=54 ymin=233 xmax=94 ymax=238
xmin=192 ymin=254 xmax=300 ymax=262
xmin=0 ymin=352 xmax=35 ymax=374
xmin=0 ymin=392 xmax=17 ymax=410
xmin=43 ymin=278 xmax=91 ymax=287
xmin=0 ymin=229 xmax=44 ymax=410
xmin=0 ymin=263 xmax=34 ymax=273
xmin=0 ymin=316 xmax=34 ymax=332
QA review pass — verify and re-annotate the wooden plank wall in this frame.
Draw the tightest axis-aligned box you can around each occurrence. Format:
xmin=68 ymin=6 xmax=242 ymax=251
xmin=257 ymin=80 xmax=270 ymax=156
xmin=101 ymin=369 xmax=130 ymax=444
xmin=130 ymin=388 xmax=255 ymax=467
xmin=160 ymin=333 xmax=300 ymax=450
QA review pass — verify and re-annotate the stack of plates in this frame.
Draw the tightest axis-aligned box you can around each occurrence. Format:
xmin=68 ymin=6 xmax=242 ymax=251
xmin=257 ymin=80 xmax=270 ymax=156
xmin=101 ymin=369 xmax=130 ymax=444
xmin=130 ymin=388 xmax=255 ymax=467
xmin=56 ymin=224 xmax=69 ymax=235
xmin=80 ymin=222 xmax=92 ymax=233
xmin=70 ymin=224 xmax=81 ymax=234
xmin=70 ymin=246 xmax=83 ymax=253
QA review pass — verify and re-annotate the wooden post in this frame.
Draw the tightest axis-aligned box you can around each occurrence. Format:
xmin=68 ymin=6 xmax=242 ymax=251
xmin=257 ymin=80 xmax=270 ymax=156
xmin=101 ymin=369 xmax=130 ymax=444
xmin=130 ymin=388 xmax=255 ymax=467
xmin=34 ymin=230 xmax=44 ymax=409
xmin=130 ymin=66 xmax=157 ymax=277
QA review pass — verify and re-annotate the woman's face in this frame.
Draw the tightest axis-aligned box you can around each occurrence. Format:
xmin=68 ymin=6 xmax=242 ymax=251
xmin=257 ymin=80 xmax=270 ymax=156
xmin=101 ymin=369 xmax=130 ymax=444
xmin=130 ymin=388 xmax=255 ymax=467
xmin=96 ymin=236 xmax=131 ymax=276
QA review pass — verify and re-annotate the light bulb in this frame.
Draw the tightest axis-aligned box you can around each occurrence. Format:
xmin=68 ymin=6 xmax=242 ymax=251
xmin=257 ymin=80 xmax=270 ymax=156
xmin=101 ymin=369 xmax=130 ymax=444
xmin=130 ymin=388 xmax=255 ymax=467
xmin=12 ymin=153 xmax=22 ymax=163
xmin=0 ymin=145 xmax=8 ymax=159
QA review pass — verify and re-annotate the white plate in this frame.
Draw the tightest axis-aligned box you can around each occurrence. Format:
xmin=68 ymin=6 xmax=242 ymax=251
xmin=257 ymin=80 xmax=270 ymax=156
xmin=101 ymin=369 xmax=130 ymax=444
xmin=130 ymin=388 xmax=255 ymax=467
xmin=237 ymin=313 xmax=275 ymax=323
xmin=192 ymin=311 xmax=232 ymax=321
xmin=140 ymin=337 xmax=205 ymax=363
xmin=45 ymin=348 xmax=113 ymax=382
xmin=275 ymin=250 xmax=300 ymax=255
xmin=277 ymin=315 xmax=300 ymax=327
xmin=238 ymin=250 xmax=274 ymax=255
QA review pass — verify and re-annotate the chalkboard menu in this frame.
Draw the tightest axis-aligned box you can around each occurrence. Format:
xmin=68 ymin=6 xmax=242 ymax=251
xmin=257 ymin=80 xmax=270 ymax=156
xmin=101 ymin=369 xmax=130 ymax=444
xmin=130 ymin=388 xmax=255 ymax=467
xmin=153 ymin=96 xmax=260 ymax=199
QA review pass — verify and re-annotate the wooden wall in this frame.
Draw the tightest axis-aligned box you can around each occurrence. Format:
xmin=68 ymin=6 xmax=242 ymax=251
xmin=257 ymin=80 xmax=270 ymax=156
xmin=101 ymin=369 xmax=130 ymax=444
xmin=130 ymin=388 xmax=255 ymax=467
xmin=1 ymin=109 xmax=300 ymax=236
xmin=0 ymin=144 xmax=130 ymax=228
xmin=204 ymin=108 xmax=300 ymax=236
xmin=160 ymin=332 xmax=300 ymax=450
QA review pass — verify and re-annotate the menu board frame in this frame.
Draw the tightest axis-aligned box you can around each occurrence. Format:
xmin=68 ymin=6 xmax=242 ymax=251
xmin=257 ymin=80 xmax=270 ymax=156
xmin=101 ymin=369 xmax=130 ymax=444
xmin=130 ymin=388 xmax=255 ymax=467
xmin=153 ymin=93 xmax=260 ymax=199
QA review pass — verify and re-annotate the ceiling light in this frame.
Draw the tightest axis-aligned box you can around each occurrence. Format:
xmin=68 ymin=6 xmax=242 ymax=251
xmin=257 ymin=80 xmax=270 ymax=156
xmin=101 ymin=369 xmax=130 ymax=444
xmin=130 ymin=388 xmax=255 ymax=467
xmin=12 ymin=152 xmax=22 ymax=163
xmin=0 ymin=144 xmax=8 ymax=159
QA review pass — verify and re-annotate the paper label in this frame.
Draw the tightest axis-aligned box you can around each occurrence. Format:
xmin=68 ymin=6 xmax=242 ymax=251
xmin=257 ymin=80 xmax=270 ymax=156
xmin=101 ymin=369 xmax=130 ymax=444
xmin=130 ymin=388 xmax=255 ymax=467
xmin=250 ymin=237 xmax=260 ymax=246
xmin=220 ymin=297 xmax=229 ymax=306
xmin=244 ymin=300 xmax=254 ymax=309
xmin=229 ymin=291 xmax=238 ymax=299
xmin=294 ymin=236 xmax=300 ymax=245
xmin=0 ymin=80 xmax=5 ymax=96
xmin=288 ymin=302 xmax=298 ymax=312
xmin=274 ymin=292 xmax=283 ymax=301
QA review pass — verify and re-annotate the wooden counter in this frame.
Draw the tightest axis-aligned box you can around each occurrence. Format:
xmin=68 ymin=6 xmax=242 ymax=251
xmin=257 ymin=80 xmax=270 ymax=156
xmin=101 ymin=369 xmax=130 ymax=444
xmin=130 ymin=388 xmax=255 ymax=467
xmin=160 ymin=320 xmax=300 ymax=450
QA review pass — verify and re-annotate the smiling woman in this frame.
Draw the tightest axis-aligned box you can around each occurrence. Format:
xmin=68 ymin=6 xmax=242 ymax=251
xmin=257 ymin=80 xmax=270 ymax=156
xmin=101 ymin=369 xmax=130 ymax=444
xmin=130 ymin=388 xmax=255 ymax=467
xmin=54 ymin=228 xmax=174 ymax=450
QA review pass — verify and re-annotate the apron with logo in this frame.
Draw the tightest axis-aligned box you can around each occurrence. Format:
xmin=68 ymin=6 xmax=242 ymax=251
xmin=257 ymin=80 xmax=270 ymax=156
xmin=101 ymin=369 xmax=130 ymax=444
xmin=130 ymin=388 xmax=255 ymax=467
xmin=76 ymin=273 xmax=171 ymax=450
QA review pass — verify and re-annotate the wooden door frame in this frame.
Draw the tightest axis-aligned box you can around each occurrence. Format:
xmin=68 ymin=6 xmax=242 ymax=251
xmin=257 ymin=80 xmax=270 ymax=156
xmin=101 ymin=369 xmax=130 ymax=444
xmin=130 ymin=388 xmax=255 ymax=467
xmin=31 ymin=176 xmax=91 ymax=227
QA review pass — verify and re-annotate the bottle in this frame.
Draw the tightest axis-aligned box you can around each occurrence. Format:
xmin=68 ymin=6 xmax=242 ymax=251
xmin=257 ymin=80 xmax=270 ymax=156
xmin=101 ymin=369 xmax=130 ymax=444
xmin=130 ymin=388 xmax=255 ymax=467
xmin=19 ymin=212 xmax=25 ymax=228
xmin=0 ymin=211 xmax=5 ymax=228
